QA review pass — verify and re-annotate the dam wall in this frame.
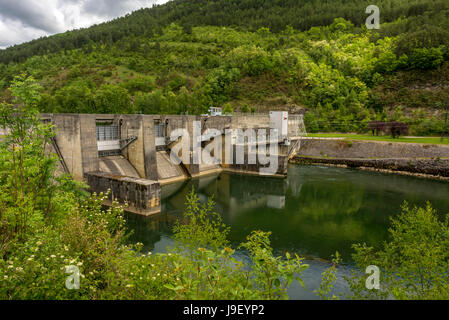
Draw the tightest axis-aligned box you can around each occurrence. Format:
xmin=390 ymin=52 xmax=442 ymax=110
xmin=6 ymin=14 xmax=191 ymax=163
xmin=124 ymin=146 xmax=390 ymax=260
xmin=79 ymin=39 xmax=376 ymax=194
xmin=43 ymin=113 xmax=304 ymax=215
xmin=85 ymin=172 xmax=161 ymax=215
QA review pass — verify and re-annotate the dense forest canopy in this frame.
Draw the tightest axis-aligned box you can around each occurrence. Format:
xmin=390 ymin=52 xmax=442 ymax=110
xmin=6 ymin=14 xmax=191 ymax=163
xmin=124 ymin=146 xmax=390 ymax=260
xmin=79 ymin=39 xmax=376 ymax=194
xmin=1 ymin=0 xmax=449 ymax=64
xmin=0 ymin=0 xmax=448 ymax=135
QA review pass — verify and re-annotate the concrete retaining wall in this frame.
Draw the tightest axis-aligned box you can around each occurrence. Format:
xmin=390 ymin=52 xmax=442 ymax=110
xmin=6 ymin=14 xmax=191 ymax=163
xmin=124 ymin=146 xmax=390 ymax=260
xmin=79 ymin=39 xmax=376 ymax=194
xmin=292 ymin=156 xmax=449 ymax=179
xmin=294 ymin=138 xmax=449 ymax=179
xmin=298 ymin=138 xmax=449 ymax=159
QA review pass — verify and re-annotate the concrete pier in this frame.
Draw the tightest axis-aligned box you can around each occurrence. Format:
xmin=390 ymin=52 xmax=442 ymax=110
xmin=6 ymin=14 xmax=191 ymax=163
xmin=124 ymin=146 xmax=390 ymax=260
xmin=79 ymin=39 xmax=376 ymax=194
xmin=85 ymin=172 xmax=161 ymax=216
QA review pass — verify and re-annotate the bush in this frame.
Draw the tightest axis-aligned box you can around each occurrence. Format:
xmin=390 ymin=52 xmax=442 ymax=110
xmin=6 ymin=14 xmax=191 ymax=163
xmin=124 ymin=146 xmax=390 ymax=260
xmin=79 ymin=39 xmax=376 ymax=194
xmin=347 ymin=202 xmax=449 ymax=300
xmin=226 ymin=46 xmax=273 ymax=76
xmin=203 ymin=67 xmax=241 ymax=105
xmin=134 ymin=90 xmax=168 ymax=114
xmin=375 ymin=52 xmax=399 ymax=74
xmin=409 ymin=48 xmax=444 ymax=70
xmin=223 ymin=103 xmax=233 ymax=114
xmin=120 ymin=76 xmax=155 ymax=93
xmin=94 ymin=84 xmax=133 ymax=114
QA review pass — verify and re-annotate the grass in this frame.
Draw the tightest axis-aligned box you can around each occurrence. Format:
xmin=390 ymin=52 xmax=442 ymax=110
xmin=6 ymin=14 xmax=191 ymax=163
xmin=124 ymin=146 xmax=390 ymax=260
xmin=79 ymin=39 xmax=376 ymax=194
xmin=307 ymin=133 xmax=449 ymax=145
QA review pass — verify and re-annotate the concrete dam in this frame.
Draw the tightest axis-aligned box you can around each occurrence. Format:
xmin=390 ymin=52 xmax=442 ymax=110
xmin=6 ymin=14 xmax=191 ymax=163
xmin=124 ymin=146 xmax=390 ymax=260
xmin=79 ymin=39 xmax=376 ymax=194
xmin=43 ymin=113 xmax=306 ymax=215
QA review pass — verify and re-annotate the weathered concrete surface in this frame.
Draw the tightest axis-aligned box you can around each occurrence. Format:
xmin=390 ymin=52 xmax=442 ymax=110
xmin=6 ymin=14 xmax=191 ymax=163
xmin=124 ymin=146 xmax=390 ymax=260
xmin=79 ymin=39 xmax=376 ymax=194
xmin=85 ymin=172 xmax=161 ymax=216
xmin=50 ymin=114 xmax=99 ymax=181
xmin=46 ymin=113 xmax=301 ymax=182
xmin=298 ymin=138 xmax=449 ymax=159
xmin=156 ymin=151 xmax=186 ymax=182
xmin=79 ymin=115 xmax=100 ymax=175
xmin=221 ymin=141 xmax=291 ymax=177
xmin=292 ymin=156 xmax=449 ymax=179
xmin=294 ymin=138 xmax=449 ymax=179
xmin=142 ymin=115 xmax=158 ymax=181
xmin=99 ymin=156 xmax=140 ymax=178
xmin=42 ymin=113 xmax=303 ymax=214
xmin=121 ymin=114 xmax=158 ymax=180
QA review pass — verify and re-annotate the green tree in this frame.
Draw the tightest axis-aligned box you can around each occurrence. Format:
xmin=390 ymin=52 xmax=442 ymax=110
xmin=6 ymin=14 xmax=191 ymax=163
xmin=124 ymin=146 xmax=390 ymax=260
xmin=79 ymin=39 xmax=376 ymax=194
xmin=223 ymin=103 xmax=233 ymax=114
xmin=0 ymin=75 xmax=84 ymax=249
xmin=0 ymin=75 xmax=56 ymax=243
xmin=241 ymin=104 xmax=249 ymax=113
xmin=94 ymin=84 xmax=133 ymax=114
xmin=409 ymin=48 xmax=444 ymax=70
xmin=347 ymin=202 xmax=449 ymax=300
xmin=314 ymin=252 xmax=341 ymax=300
xmin=54 ymin=81 xmax=95 ymax=114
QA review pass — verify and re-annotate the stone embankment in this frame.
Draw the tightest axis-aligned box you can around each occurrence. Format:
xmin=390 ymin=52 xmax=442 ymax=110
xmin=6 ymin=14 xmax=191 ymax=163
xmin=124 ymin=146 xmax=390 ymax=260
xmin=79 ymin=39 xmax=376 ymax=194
xmin=292 ymin=138 xmax=449 ymax=180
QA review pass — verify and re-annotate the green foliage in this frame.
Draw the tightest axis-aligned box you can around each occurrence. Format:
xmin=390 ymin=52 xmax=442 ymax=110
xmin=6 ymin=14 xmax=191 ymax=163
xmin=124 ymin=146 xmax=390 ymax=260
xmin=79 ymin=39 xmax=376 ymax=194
xmin=0 ymin=0 xmax=447 ymax=133
xmin=223 ymin=103 xmax=234 ymax=115
xmin=0 ymin=85 xmax=309 ymax=299
xmin=134 ymin=89 xmax=169 ymax=114
xmin=239 ymin=231 xmax=308 ymax=299
xmin=375 ymin=52 xmax=399 ymax=74
xmin=54 ymin=81 xmax=95 ymax=113
xmin=347 ymin=202 xmax=449 ymax=300
xmin=166 ymin=190 xmax=308 ymax=300
xmin=408 ymin=48 xmax=444 ymax=70
xmin=4 ymin=0 xmax=449 ymax=65
xmin=94 ymin=84 xmax=133 ymax=114
xmin=0 ymin=75 xmax=59 ymax=244
xmin=241 ymin=104 xmax=249 ymax=113
xmin=203 ymin=67 xmax=241 ymax=105
xmin=173 ymin=189 xmax=229 ymax=252
xmin=120 ymin=76 xmax=155 ymax=94
xmin=226 ymin=46 xmax=274 ymax=76
xmin=314 ymin=252 xmax=341 ymax=300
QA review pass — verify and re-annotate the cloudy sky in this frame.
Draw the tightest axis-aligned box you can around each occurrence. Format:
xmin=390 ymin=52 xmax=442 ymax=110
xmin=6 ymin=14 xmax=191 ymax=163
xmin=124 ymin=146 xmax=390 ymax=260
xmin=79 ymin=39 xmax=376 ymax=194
xmin=0 ymin=0 xmax=169 ymax=49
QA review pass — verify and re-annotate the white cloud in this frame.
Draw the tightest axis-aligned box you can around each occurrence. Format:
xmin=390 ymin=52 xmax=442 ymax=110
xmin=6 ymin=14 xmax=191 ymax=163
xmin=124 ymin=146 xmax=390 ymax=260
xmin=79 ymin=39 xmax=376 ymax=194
xmin=0 ymin=0 xmax=168 ymax=49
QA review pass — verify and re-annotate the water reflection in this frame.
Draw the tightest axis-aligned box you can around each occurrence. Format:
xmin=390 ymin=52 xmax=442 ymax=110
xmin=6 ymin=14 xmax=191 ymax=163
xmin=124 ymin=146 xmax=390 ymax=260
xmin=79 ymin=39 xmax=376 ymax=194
xmin=125 ymin=164 xmax=449 ymax=299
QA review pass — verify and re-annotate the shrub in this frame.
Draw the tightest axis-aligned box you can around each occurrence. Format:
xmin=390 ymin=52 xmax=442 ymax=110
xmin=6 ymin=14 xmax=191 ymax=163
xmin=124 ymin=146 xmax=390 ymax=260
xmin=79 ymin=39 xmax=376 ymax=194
xmin=94 ymin=84 xmax=133 ymax=114
xmin=375 ymin=52 xmax=399 ymax=74
xmin=346 ymin=202 xmax=449 ymax=300
xmin=226 ymin=46 xmax=273 ymax=76
xmin=223 ymin=103 xmax=233 ymax=114
xmin=120 ymin=76 xmax=155 ymax=93
xmin=409 ymin=48 xmax=444 ymax=70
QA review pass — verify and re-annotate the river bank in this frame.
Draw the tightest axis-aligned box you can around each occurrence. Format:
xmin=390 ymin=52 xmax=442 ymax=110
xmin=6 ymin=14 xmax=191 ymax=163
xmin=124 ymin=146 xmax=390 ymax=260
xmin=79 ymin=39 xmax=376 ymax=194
xmin=293 ymin=138 xmax=449 ymax=180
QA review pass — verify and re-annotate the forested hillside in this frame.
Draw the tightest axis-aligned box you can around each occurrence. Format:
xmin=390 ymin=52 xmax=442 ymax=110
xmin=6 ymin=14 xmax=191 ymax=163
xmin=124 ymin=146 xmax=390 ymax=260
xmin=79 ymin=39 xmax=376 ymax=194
xmin=0 ymin=0 xmax=448 ymax=134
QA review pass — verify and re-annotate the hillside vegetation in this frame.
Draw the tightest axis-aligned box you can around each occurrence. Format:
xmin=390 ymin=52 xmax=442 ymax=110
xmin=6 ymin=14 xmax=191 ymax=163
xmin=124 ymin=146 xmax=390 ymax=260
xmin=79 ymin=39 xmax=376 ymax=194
xmin=0 ymin=0 xmax=449 ymax=135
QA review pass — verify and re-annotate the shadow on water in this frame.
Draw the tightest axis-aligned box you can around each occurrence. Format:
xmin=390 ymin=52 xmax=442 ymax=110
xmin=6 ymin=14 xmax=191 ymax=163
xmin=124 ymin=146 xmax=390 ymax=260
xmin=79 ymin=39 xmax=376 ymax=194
xmin=125 ymin=164 xmax=449 ymax=299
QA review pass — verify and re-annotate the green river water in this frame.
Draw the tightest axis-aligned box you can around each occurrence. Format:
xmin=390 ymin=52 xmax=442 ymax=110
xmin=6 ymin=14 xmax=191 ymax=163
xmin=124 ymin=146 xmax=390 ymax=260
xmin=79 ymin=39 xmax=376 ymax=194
xmin=125 ymin=164 xmax=449 ymax=299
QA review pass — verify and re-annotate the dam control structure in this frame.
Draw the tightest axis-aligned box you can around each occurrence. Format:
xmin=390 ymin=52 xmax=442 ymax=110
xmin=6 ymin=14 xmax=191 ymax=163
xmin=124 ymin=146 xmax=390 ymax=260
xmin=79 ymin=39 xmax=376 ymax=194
xmin=43 ymin=112 xmax=306 ymax=215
